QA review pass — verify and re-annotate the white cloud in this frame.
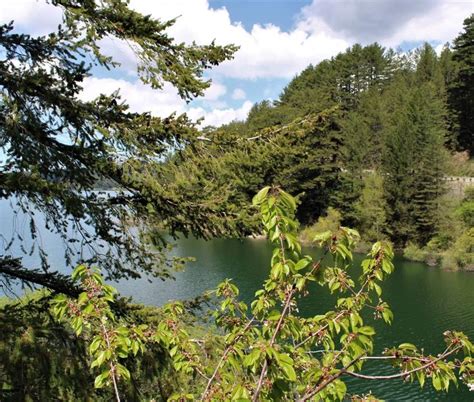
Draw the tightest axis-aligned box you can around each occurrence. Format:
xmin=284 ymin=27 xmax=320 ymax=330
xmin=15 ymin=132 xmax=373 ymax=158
xmin=298 ymin=0 xmax=473 ymax=47
xmin=298 ymin=0 xmax=435 ymax=44
xmin=383 ymin=2 xmax=473 ymax=47
xmin=79 ymin=77 xmax=186 ymax=117
xmin=232 ymin=88 xmax=246 ymax=100
xmin=127 ymin=0 xmax=349 ymax=80
xmin=0 ymin=0 xmax=62 ymax=35
xmin=188 ymin=101 xmax=253 ymax=127
xmin=203 ymin=81 xmax=227 ymax=101
xmin=5 ymin=0 xmax=472 ymax=128
xmin=4 ymin=0 xmax=472 ymax=83
xmin=216 ymin=24 xmax=348 ymax=79
xmin=99 ymin=37 xmax=138 ymax=75
xmin=126 ymin=0 xmax=471 ymax=80
xmin=79 ymin=77 xmax=251 ymax=126
xmin=2 ymin=0 xmax=350 ymax=80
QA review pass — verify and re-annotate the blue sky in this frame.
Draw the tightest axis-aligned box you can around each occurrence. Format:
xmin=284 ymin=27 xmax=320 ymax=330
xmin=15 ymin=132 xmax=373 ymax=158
xmin=1 ymin=0 xmax=473 ymax=127
xmin=209 ymin=0 xmax=312 ymax=31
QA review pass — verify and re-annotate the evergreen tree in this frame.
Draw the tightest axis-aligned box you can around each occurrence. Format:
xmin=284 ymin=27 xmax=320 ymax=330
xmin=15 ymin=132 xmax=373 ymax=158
xmin=272 ymin=109 xmax=345 ymax=223
xmin=438 ymin=45 xmax=459 ymax=147
xmin=382 ymin=78 xmax=446 ymax=245
xmin=342 ymin=87 xmax=387 ymax=171
xmin=439 ymin=45 xmax=457 ymax=87
xmin=246 ymin=100 xmax=295 ymax=132
xmin=0 ymin=0 xmax=237 ymax=293
xmin=355 ymin=172 xmax=387 ymax=242
xmin=165 ymin=108 xmax=346 ymax=228
xmin=415 ymin=43 xmax=444 ymax=86
xmin=449 ymin=14 xmax=474 ymax=154
xmin=278 ymin=43 xmax=395 ymax=115
xmin=277 ymin=60 xmax=338 ymax=116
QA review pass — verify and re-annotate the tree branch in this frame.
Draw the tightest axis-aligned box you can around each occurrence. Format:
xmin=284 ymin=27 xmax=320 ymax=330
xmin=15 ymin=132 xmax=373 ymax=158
xmin=299 ymin=354 xmax=365 ymax=401
xmin=201 ymin=317 xmax=255 ymax=400
xmin=344 ymin=345 xmax=462 ymax=381
xmin=0 ymin=256 xmax=81 ymax=297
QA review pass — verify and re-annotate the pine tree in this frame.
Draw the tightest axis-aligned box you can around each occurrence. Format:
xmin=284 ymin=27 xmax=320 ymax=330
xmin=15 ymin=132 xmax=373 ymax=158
xmin=382 ymin=78 xmax=446 ymax=245
xmin=449 ymin=14 xmax=474 ymax=154
xmin=415 ymin=43 xmax=444 ymax=87
xmin=165 ymin=107 xmax=346 ymax=228
xmin=438 ymin=45 xmax=460 ymax=147
xmin=278 ymin=43 xmax=395 ymax=115
xmin=0 ymin=0 xmax=237 ymax=293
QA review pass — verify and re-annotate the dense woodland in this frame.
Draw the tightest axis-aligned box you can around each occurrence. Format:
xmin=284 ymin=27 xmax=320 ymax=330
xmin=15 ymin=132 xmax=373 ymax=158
xmin=0 ymin=1 xmax=473 ymax=400
xmin=162 ymin=20 xmax=474 ymax=270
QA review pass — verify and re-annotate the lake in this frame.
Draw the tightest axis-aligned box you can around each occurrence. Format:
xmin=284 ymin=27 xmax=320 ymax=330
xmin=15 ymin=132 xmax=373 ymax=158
xmin=1 ymin=200 xmax=473 ymax=400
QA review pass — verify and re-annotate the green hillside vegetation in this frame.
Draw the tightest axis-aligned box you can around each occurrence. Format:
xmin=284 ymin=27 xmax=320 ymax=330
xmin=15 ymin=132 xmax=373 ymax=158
xmin=164 ymin=19 xmax=474 ymax=270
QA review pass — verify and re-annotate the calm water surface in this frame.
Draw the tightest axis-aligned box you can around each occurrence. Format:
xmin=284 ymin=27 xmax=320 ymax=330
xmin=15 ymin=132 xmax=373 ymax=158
xmin=1 ymin=201 xmax=473 ymax=400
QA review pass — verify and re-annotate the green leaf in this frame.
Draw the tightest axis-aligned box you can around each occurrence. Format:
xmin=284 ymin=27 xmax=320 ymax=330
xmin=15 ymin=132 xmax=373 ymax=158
xmin=399 ymin=343 xmax=417 ymax=351
xmin=78 ymin=292 xmax=89 ymax=305
xmin=335 ymin=243 xmax=352 ymax=261
xmin=89 ymin=337 xmax=102 ymax=354
xmin=349 ymin=313 xmax=360 ymax=331
xmin=275 ymin=353 xmax=296 ymax=382
xmin=94 ymin=370 xmax=109 ymax=388
xmin=280 ymin=190 xmax=297 ymax=211
xmin=296 ymin=277 xmax=306 ymax=291
xmin=94 ymin=350 xmax=107 ymax=367
xmin=243 ymin=348 xmax=261 ymax=367
xmin=313 ymin=230 xmax=332 ymax=244
xmin=252 ymin=187 xmax=270 ymax=206
xmin=357 ymin=326 xmax=375 ymax=336
xmin=282 ymin=364 xmax=297 ymax=382
xmin=231 ymin=384 xmax=250 ymax=400
xmin=268 ymin=310 xmax=281 ymax=321
xmin=295 ymin=257 xmax=311 ymax=271
xmin=132 ymin=340 xmax=140 ymax=356
xmin=432 ymin=374 xmax=442 ymax=391
xmin=373 ymin=283 xmax=382 ymax=297
xmin=72 ymin=264 xmax=87 ymax=281
xmin=416 ymin=370 xmax=426 ymax=388
xmin=382 ymin=259 xmax=393 ymax=274
xmin=382 ymin=308 xmax=394 ymax=324
xmin=116 ymin=363 xmax=131 ymax=381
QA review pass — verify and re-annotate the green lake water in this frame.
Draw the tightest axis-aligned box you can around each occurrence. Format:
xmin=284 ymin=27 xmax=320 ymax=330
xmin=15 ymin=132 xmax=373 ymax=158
xmin=116 ymin=236 xmax=474 ymax=401
xmin=1 ymin=199 xmax=473 ymax=400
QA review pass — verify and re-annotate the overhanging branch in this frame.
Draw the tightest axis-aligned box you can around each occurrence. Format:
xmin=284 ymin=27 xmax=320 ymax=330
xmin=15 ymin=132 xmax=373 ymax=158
xmin=0 ymin=256 xmax=81 ymax=297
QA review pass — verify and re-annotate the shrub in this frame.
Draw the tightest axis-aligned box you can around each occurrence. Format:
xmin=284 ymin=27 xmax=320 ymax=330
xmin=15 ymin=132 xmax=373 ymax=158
xmin=403 ymin=242 xmax=429 ymax=262
xmin=442 ymin=228 xmax=474 ymax=270
xmin=300 ymin=207 xmax=342 ymax=243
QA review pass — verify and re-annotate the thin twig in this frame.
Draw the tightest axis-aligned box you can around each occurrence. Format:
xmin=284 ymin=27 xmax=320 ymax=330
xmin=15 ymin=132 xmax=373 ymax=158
xmin=295 ymin=310 xmax=348 ymax=349
xmin=344 ymin=345 xmax=462 ymax=381
xmin=100 ymin=321 xmax=121 ymax=402
xmin=201 ymin=317 xmax=255 ymax=400
xmin=298 ymin=354 xmax=365 ymax=401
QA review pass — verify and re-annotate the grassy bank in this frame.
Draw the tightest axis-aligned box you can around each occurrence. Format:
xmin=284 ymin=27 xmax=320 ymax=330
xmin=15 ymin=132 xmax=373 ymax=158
xmin=298 ymin=199 xmax=473 ymax=271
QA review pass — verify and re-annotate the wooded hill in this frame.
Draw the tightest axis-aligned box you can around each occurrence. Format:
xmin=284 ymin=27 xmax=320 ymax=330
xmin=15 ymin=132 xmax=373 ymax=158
xmin=162 ymin=16 xmax=473 ymax=268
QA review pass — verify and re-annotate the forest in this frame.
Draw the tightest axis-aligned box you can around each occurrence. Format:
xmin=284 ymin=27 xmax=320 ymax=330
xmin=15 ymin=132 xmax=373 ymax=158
xmin=0 ymin=0 xmax=473 ymax=400
xmin=165 ymin=30 xmax=474 ymax=271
